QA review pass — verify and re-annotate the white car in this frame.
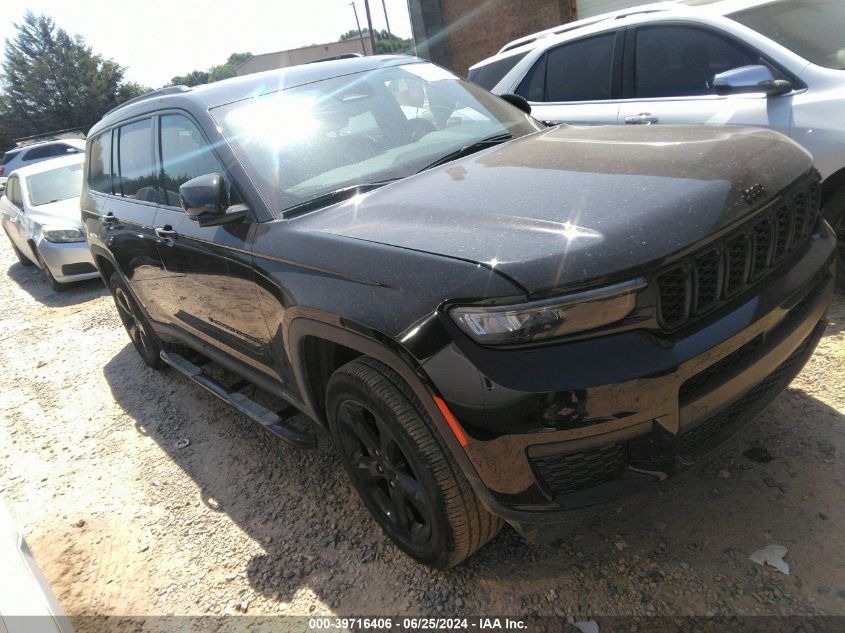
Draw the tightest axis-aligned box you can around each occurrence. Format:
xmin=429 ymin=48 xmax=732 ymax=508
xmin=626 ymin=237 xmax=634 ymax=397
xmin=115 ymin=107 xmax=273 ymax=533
xmin=0 ymin=497 xmax=74 ymax=633
xmin=0 ymin=139 xmax=85 ymax=191
xmin=0 ymin=154 xmax=98 ymax=291
xmin=469 ymin=0 xmax=845 ymax=278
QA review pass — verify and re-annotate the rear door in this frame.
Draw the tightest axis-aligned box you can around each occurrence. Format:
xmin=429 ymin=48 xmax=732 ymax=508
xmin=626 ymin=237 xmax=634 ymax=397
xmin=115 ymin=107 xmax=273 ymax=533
xmin=514 ymin=31 xmax=623 ymax=126
xmin=85 ymin=120 xmax=172 ymax=322
xmin=152 ymin=112 xmax=273 ymax=371
xmin=0 ymin=176 xmax=30 ymax=256
xmin=618 ymin=23 xmax=792 ymax=132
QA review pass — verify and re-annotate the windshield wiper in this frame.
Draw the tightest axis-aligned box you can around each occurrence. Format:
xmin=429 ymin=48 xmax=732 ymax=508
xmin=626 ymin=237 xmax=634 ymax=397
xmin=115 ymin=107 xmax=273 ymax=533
xmin=417 ymin=133 xmax=513 ymax=173
xmin=281 ymin=179 xmax=399 ymax=218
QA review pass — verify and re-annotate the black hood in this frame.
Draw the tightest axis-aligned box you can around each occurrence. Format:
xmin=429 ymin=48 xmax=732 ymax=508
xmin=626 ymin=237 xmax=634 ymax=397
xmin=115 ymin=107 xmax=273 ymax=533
xmin=294 ymin=124 xmax=813 ymax=294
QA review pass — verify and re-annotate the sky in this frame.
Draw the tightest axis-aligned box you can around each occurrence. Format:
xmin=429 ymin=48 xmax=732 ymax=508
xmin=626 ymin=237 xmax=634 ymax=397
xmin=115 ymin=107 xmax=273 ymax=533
xmin=0 ymin=0 xmax=414 ymax=88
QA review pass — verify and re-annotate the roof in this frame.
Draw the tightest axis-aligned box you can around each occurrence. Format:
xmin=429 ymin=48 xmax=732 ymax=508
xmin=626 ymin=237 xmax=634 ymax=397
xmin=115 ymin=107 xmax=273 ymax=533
xmin=4 ymin=138 xmax=85 ymax=156
xmin=90 ymin=55 xmax=421 ymax=136
xmin=9 ymin=153 xmax=84 ymax=179
xmin=478 ymin=0 xmax=777 ymax=64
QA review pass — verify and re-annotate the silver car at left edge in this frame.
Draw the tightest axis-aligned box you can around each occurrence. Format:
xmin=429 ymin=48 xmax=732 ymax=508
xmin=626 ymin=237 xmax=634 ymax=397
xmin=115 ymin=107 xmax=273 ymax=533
xmin=0 ymin=153 xmax=98 ymax=291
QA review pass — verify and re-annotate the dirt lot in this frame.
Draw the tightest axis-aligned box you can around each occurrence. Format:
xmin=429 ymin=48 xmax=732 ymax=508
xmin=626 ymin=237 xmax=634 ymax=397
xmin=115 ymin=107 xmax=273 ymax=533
xmin=0 ymin=237 xmax=844 ymax=629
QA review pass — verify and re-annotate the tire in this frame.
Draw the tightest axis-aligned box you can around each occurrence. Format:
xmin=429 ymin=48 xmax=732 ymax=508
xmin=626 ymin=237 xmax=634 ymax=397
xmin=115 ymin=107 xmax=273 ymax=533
xmin=108 ymin=272 xmax=166 ymax=370
xmin=34 ymin=249 xmax=67 ymax=292
xmin=326 ymin=357 xmax=501 ymax=568
xmin=822 ymin=186 xmax=845 ymax=292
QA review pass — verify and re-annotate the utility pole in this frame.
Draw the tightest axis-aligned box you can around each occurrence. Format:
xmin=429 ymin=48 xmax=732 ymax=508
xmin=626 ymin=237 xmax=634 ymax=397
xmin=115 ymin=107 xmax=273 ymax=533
xmin=350 ymin=2 xmax=367 ymax=55
xmin=380 ymin=0 xmax=392 ymax=37
xmin=363 ymin=0 xmax=377 ymax=56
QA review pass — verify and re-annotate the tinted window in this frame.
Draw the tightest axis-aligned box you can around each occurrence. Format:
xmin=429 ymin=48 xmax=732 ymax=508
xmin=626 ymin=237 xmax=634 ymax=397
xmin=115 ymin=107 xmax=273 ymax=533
xmin=516 ymin=54 xmax=547 ymax=101
xmin=467 ymin=52 xmax=528 ymax=90
xmin=88 ymin=132 xmax=113 ymax=194
xmin=117 ymin=119 xmax=158 ymax=201
xmin=731 ymin=0 xmax=845 ymax=70
xmin=159 ymin=115 xmax=224 ymax=207
xmin=635 ymin=26 xmax=760 ymax=98
xmin=22 ymin=144 xmax=79 ymax=161
xmin=1 ymin=150 xmax=20 ymax=165
xmin=544 ymin=33 xmax=616 ymax=102
xmin=27 ymin=163 xmax=83 ymax=206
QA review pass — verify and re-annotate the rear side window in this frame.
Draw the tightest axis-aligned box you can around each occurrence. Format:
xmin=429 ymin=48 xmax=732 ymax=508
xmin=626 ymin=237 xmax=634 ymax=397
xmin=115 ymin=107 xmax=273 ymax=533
xmin=117 ymin=119 xmax=158 ymax=201
xmin=634 ymin=26 xmax=760 ymax=98
xmin=88 ymin=132 xmax=113 ymax=194
xmin=467 ymin=52 xmax=528 ymax=90
xmin=7 ymin=177 xmax=22 ymax=207
xmin=22 ymin=143 xmax=80 ymax=161
xmin=1 ymin=150 xmax=20 ymax=165
xmin=542 ymin=32 xmax=616 ymax=102
xmin=159 ymin=115 xmax=225 ymax=207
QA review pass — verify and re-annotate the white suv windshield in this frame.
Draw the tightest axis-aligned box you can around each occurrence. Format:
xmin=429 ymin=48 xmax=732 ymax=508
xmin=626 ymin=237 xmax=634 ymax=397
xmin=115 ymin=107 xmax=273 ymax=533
xmin=730 ymin=0 xmax=845 ymax=70
xmin=27 ymin=163 xmax=83 ymax=206
xmin=212 ymin=62 xmax=539 ymax=213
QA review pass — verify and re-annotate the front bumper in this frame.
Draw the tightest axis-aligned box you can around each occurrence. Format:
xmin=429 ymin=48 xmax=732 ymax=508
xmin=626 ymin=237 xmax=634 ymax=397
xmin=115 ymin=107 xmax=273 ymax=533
xmin=36 ymin=238 xmax=99 ymax=283
xmin=424 ymin=220 xmax=836 ymax=540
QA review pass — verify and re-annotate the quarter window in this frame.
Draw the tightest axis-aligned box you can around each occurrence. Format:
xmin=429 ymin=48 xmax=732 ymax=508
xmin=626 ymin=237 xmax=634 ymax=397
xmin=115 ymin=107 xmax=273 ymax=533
xmin=542 ymin=33 xmax=616 ymax=102
xmin=117 ymin=119 xmax=158 ymax=201
xmin=159 ymin=115 xmax=225 ymax=207
xmin=88 ymin=132 xmax=113 ymax=194
xmin=634 ymin=26 xmax=761 ymax=98
xmin=7 ymin=177 xmax=22 ymax=207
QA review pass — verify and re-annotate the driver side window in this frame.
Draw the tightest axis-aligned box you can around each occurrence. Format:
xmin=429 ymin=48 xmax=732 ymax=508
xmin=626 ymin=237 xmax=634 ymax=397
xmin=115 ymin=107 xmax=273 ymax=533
xmin=159 ymin=115 xmax=226 ymax=208
xmin=634 ymin=25 xmax=762 ymax=98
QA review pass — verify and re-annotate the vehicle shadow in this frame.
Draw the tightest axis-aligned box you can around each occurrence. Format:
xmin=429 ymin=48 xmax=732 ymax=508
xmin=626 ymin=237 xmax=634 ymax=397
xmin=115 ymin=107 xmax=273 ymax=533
xmin=102 ymin=337 xmax=845 ymax=616
xmin=5 ymin=260 xmax=106 ymax=307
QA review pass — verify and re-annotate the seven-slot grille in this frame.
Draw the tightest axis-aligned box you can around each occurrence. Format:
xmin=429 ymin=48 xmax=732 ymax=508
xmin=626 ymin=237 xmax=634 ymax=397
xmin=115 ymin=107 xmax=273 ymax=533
xmin=656 ymin=172 xmax=821 ymax=330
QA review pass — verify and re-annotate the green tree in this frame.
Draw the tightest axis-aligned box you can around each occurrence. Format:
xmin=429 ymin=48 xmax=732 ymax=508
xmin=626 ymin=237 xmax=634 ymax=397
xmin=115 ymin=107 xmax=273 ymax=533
xmin=0 ymin=12 xmax=147 ymax=151
xmin=339 ymin=29 xmax=413 ymax=55
xmin=170 ymin=52 xmax=252 ymax=87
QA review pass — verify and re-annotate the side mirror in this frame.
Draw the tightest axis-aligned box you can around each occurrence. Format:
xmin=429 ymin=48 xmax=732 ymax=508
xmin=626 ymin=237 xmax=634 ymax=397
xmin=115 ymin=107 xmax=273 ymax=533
xmin=180 ymin=173 xmax=228 ymax=217
xmin=179 ymin=173 xmax=249 ymax=227
xmin=499 ymin=93 xmax=532 ymax=115
xmin=713 ymin=65 xmax=792 ymax=97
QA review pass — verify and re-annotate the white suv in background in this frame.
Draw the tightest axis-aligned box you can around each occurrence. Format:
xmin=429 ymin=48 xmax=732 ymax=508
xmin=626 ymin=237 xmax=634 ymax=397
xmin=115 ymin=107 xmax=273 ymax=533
xmin=469 ymin=0 xmax=845 ymax=279
xmin=0 ymin=138 xmax=85 ymax=191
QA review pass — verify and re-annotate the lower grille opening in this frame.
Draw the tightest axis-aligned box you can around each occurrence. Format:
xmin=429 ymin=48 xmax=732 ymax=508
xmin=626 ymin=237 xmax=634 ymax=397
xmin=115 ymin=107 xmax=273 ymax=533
xmin=61 ymin=262 xmax=97 ymax=276
xmin=530 ymin=442 xmax=628 ymax=497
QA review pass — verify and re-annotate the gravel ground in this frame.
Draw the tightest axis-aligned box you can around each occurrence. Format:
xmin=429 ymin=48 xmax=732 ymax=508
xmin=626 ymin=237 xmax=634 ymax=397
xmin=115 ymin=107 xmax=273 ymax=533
xmin=0 ymin=237 xmax=844 ymax=630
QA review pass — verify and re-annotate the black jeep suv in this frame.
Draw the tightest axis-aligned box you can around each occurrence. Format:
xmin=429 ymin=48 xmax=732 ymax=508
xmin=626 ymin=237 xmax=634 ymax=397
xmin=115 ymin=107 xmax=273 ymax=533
xmin=82 ymin=55 xmax=835 ymax=568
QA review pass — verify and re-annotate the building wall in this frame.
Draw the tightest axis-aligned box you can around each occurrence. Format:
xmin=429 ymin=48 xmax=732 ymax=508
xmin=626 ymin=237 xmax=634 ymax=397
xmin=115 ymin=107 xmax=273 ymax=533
xmin=408 ymin=0 xmax=577 ymax=77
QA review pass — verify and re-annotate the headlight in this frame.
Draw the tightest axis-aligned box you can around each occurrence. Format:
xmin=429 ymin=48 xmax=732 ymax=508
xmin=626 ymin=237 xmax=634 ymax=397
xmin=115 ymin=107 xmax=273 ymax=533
xmin=42 ymin=227 xmax=85 ymax=243
xmin=450 ymin=278 xmax=645 ymax=345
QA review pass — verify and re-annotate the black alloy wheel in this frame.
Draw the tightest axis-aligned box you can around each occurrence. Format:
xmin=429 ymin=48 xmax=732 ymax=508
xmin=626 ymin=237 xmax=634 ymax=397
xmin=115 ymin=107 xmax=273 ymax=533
xmin=335 ymin=398 xmax=433 ymax=548
xmin=109 ymin=272 xmax=165 ymax=369
xmin=327 ymin=357 xmax=501 ymax=568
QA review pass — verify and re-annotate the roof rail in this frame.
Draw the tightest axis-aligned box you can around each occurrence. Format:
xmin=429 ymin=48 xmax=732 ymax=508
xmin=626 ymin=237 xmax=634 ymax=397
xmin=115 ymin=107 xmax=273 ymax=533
xmin=101 ymin=85 xmax=192 ymax=119
xmin=307 ymin=52 xmax=364 ymax=64
xmin=13 ymin=127 xmax=86 ymax=147
xmin=497 ymin=1 xmax=680 ymax=53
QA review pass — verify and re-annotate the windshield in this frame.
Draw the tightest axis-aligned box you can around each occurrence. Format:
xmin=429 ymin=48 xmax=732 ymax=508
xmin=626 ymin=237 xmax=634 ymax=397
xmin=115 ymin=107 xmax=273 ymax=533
xmin=26 ymin=163 xmax=83 ymax=206
xmin=730 ymin=0 xmax=845 ymax=70
xmin=212 ymin=62 xmax=541 ymax=213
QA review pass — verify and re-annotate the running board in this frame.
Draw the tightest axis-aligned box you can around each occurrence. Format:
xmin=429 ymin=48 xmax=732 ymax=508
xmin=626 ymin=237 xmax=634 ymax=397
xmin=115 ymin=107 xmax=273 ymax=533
xmin=159 ymin=351 xmax=316 ymax=449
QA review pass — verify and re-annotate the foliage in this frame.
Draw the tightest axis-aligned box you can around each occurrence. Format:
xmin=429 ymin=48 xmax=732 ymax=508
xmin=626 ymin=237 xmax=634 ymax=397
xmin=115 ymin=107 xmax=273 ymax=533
xmin=0 ymin=12 xmax=147 ymax=152
xmin=170 ymin=52 xmax=253 ymax=87
xmin=339 ymin=29 xmax=414 ymax=55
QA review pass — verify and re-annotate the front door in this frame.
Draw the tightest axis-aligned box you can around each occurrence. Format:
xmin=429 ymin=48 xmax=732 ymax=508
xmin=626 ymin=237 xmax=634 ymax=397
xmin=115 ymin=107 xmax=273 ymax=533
xmin=153 ymin=113 xmax=273 ymax=372
xmin=617 ymin=24 xmax=792 ymax=134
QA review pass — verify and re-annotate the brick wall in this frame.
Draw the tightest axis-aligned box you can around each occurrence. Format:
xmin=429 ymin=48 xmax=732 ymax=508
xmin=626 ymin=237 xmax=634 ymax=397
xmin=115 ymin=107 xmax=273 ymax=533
xmin=411 ymin=0 xmax=576 ymax=77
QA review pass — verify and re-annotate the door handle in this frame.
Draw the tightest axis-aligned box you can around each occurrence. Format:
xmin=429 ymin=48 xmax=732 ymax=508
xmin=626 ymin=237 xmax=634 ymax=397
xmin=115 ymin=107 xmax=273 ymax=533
xmin=155 ymin=225 xmax=178 ymax=239
xmin=624 ymin=113 xmax=659 ymax=125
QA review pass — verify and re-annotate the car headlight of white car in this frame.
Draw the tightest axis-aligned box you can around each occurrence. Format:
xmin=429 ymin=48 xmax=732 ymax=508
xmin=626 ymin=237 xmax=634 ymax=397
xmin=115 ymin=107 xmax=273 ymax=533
xmin=41 ymin=226 xmax=86 ymax=243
